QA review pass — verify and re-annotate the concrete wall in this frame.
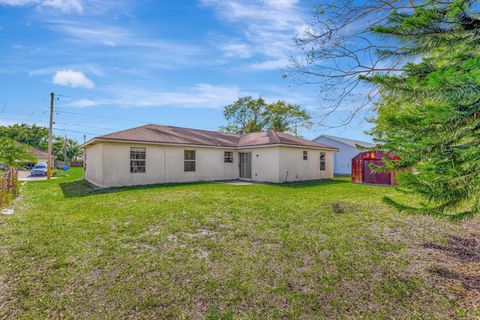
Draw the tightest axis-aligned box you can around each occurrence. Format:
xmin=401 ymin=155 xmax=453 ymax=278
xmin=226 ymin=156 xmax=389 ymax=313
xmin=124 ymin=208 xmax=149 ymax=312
xmin=278 ymin=147 xmax=334 ymax=182
xmin=314 ymin=137 xmax=360 ymax=175
xmin=84 ymin=142 xmax=334 ymax=187
xmin=84 ymin=143 xmax=103 ymax=186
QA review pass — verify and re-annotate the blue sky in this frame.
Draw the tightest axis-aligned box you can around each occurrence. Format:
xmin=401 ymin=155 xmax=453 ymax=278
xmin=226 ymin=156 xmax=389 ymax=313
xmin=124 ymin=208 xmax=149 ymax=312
xmin=0 ymin=0 xmax=373 ymax=142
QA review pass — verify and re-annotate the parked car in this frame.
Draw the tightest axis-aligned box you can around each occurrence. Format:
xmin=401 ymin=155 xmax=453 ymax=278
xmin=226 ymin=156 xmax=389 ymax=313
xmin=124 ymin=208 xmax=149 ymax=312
xmin=31 ymin=163 xmax=48 ymax=176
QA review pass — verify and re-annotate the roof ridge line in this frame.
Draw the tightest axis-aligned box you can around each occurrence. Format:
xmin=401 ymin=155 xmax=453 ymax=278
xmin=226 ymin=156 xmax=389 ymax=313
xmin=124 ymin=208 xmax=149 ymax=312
xmin=270 ymin=130 xmax=281 ymax=143
xmin=147 ymin=124 xmax=242 ymax=137
xmin=99 ymin=124 xmax=151 ymax=138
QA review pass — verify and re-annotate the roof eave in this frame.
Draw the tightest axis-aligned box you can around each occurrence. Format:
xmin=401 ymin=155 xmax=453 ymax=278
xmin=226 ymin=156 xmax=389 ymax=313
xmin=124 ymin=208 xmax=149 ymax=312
xmin=82 ymin=138 xmax=338 ymax=151
xmin=314 ymin=135 xmax=373 ymax=149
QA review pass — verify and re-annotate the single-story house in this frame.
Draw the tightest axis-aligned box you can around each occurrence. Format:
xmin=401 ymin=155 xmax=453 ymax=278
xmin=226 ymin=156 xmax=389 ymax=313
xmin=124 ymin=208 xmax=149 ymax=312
xmin=82 ymin=124 xmax=338 ymax=187
xmin=313 ymin=134 xmax=374 ymax=175
xmin=17 ymin=143 xmax=55 ymax=168
xmin=29 ymin=146 xmax=50 ymax=163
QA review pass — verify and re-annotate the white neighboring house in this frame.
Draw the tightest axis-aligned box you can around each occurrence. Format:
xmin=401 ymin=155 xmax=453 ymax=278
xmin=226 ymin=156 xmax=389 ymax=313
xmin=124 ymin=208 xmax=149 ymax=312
xmin=313 ymin=135 xmax=375 ymax=175
xmin=82 ymin=124 xmax=338 ymax=188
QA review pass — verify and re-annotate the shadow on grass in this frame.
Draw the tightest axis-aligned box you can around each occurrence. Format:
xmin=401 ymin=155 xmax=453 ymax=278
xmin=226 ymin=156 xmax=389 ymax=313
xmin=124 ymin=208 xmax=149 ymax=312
xmin=425 ymin=236 xmax=480 ymax=292
xmin=274 ymin=178 xmax=351 ymax=189
xmin=60 ymin=178 xmax=352 ymax=198
xmin=59 ymin=179 xmax=213 ymax=198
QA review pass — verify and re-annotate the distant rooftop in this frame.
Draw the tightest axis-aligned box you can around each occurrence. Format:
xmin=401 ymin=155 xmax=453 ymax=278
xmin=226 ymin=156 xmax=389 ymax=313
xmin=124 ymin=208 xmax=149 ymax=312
xmin=314 ymin=134 xmax=375 ymax=149
xmin=16 ymin=142 xmax=51 ymax=158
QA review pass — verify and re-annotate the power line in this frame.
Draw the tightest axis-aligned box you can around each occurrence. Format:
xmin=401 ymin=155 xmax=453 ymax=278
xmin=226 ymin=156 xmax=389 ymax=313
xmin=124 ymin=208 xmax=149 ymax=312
xmin=26 ymin=94 xmax=50 ymax=121
xmin=55 ymin=109 xmax=151 ymax=124
xmin=53 ymin=127 xmax=101 ymax=136
xmin=54 ymin=121 xmax=119 ymax=131
xmin=1 ymin=110 xmax=99 ymax=137
xmin=0 ymin=115 xmax=48 ymax=125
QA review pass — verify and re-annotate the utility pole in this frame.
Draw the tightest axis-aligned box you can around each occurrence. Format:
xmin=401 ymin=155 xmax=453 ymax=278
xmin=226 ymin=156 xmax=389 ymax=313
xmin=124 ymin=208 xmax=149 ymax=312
xmin=47 ymin=92 xmax=54 ymax=180
xmin=63 ymin=134 xmax=67 ymax=166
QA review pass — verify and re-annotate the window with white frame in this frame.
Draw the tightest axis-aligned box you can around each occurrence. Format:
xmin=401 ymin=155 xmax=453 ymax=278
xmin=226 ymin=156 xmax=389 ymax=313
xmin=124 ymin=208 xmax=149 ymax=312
xmin=130 ymin=147 xmax=146 ymax=173
xmin=184 ymin=150 xmax=196 ymax=172
xmin=320 ymin=152 xmax=326 ymax=171
xmin=224 ymin=151 xmax=233 ymax=163
xmin=303 ymin=150 xmax=308 ymax=160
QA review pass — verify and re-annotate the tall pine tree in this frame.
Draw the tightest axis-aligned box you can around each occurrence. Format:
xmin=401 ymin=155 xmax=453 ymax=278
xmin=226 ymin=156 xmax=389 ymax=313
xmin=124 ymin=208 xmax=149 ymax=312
xmin=365 ymin=0 xmax=480 ymax=219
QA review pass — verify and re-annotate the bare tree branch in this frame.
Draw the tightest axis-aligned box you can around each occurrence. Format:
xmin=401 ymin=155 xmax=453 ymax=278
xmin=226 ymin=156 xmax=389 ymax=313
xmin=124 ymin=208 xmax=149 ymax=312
xmin=288 ymin=0 xmax=432 ymax=127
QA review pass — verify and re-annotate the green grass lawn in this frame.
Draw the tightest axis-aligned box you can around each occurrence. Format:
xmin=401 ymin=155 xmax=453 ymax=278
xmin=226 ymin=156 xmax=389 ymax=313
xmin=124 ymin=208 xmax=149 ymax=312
xmin=0 ymin=168 xmax=479 ymax=319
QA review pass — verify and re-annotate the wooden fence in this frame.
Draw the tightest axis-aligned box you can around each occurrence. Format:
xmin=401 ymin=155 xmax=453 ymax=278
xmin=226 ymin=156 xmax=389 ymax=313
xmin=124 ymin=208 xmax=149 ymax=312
xmin=70 ymin=160 xmax=84 ymax=167
xmin=0 ymin=168 xmax=18 ymax=208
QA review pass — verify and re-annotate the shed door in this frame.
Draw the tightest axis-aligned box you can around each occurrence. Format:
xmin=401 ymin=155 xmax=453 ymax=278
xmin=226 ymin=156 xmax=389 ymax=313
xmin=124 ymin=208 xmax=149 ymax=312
xmin=363 ymin=160 xmax=391 ymax=185
xmin=239 ymin=152 xmax=252 ymax=179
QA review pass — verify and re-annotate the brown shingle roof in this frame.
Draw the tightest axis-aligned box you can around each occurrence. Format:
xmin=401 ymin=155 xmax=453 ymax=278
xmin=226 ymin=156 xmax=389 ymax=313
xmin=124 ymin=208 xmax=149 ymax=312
xmin=87 ymin=124 xmax=336 ymax=150
xmin=237 ymin=131 xmax=330 ymax=148
xmin=16 ymin=142 xmax=52 ymax=158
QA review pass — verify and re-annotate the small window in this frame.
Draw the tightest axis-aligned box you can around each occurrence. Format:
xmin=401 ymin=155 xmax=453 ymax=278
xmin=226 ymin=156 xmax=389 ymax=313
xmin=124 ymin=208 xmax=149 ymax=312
xmin=224 ymin=151 xmax=233 ymax=163
xmin=320 ymin=152 xmax=326 ymax=171
xmin=184 ymin=150 xmax=196 ymax=172
xmin=303 ymin=151 xmax=308 ymax=160
xmin=130 ymin=147 xmax=146 ymax=173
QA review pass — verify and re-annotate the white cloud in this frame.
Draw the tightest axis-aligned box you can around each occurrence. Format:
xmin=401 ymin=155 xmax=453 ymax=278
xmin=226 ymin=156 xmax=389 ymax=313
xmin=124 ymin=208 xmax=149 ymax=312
xmin=0 ymin=0 xmax=83 ymax=13
xmin=201 ymin=0 xmax=307 ymax=70
xmin=44 ymin=20 xmax=204 ymax=68
xmin=249 ymin=58 xmax=290 ymax=71
xmin=66 ymin=83 xmax=254 ymax=109
xmin=220 ymin=43 xmax=252 ymax=58
xmin=65 ymin=98 xmax=99 ymax=107
xmin=53 ymin=70 xmax=95 ymax=88
xmin=48 ymin=21 xmax=129 ymax=46
xmin=42 ymin=0 xmax=83 ymax=13
xmin=48 ymin=20 xmax=203 ymax=53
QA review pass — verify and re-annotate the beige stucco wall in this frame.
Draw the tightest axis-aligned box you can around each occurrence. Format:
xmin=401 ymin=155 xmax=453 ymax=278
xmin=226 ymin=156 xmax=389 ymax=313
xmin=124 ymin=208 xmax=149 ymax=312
xmin=238 ymin=147 xmax=280 ymax=183
xmin=278 ymin=147 xmax=334 ymax=182
xmin=88 ymin=142 xmax=238 ymax=187
xmin=84 ymin=143 xmax=103 ymax=186
xmin=84 ymin=142 xmax=334 ymax=187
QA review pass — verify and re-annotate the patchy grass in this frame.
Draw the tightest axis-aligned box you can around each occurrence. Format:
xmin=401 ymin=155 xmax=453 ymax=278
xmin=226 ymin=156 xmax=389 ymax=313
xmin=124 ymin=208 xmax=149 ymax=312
xmin=0 ymin=168 xmax=479 ymax=319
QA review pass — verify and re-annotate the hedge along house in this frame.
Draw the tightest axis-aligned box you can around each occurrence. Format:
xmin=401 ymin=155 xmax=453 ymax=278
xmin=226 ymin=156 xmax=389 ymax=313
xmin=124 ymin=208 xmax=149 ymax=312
xmin=351 ymin=151 xmax=400 ymax=186
xmin=82 ymin=124 xmax=338 ymax=187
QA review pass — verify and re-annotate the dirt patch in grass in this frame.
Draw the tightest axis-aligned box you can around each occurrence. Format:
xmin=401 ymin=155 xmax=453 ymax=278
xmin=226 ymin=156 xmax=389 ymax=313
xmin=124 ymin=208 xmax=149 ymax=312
xmin=430 ymin=267 xmax=480 ymax=291
xmin=185 ymin=228 xmax=217 ymax=238
xmin=2 ymin=170 xmax=480 ymax=318
xmin=424 ymin=236 xmax=480 ymax=290
xmin=424 ymin=236 xmax=480 ymax=263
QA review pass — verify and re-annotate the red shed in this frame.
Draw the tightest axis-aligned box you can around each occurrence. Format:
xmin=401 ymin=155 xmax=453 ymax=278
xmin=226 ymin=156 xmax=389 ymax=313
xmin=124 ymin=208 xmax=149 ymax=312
xmin=352 ymin=151 xmax=399 ymax=186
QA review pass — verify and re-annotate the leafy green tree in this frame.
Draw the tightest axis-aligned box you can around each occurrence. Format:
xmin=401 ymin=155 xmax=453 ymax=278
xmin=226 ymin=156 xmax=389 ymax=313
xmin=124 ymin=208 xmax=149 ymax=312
xmin=0 ymin=123 xmax=82 ymax=162
xmin=221 ymin=97 xmax=270 ymax=134
xmin=0 ymin=123 xmax=49 ymax=151
xmin=0 ymin=137 xmax=36 ymax=167
xmin=267 ymin=100 xmax=312 ymax=134
xmin=53 ymin=138 xmax=82 ymax=162
xmin=221 ymin=96 xmax=312 ymax=134
xmin=363 ymin=1 xmax=480 ymax=219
